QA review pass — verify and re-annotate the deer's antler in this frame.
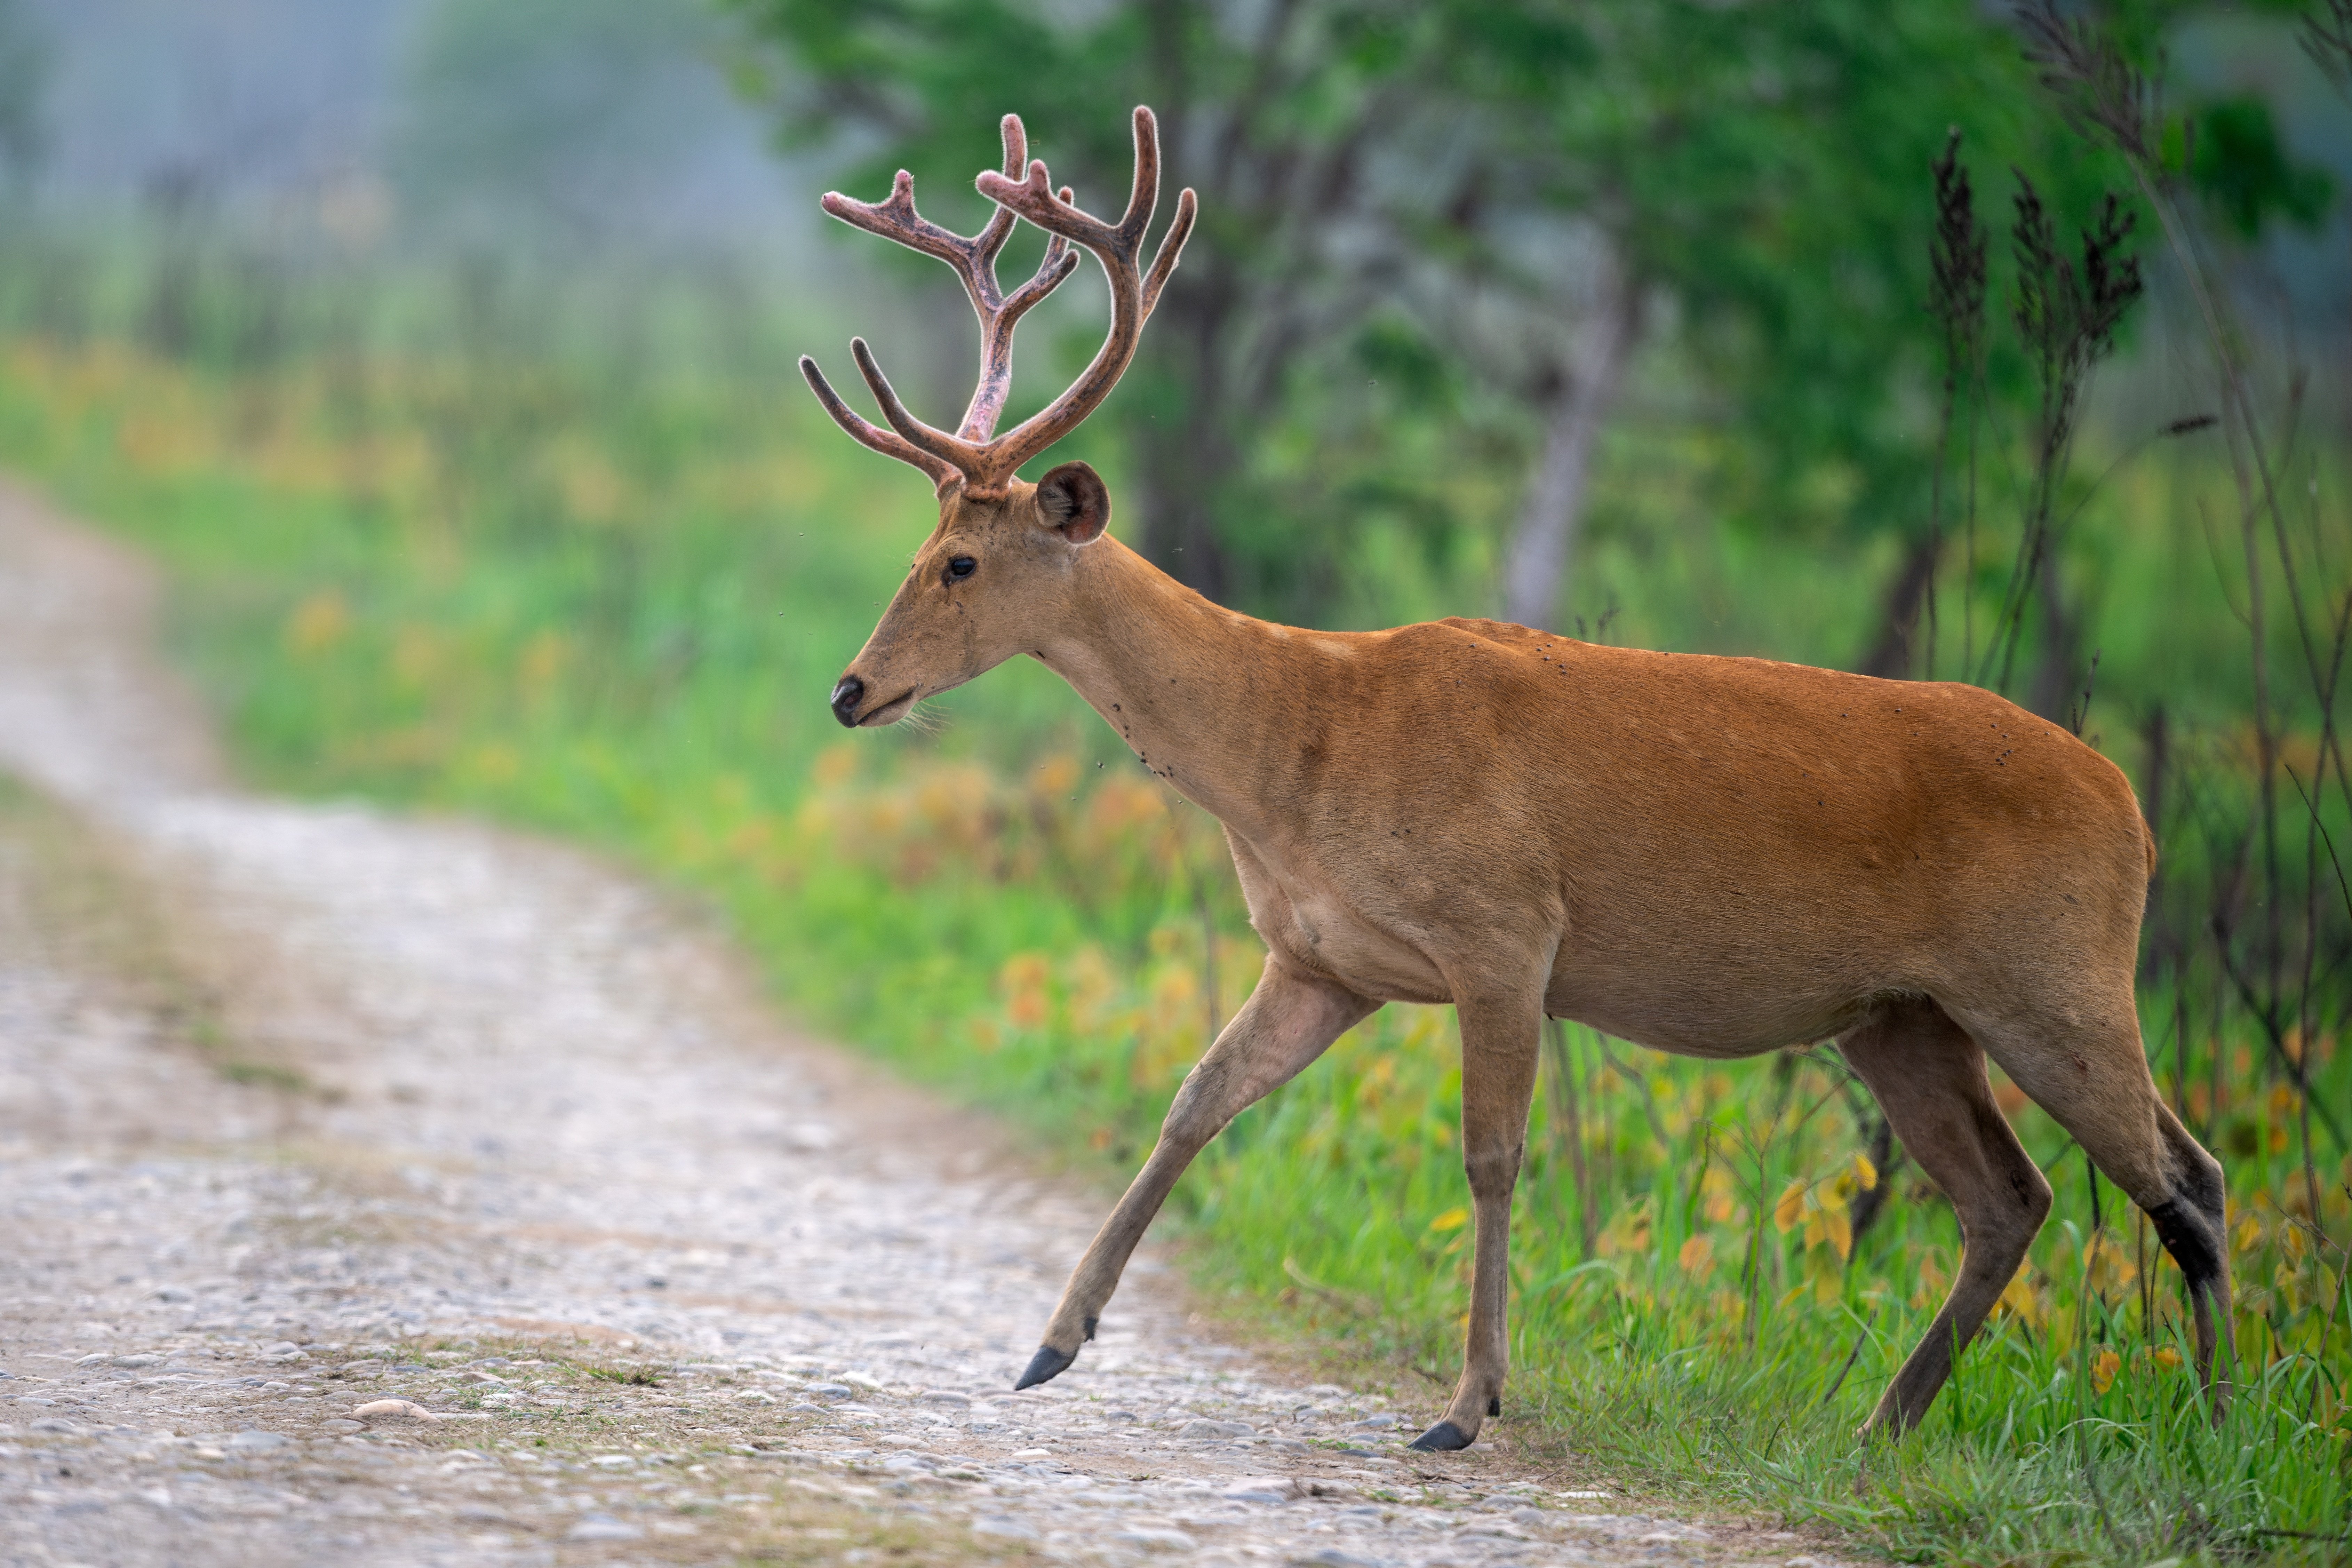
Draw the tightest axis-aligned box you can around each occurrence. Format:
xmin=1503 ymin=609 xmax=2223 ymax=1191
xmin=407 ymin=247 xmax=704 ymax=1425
xmin=799 ymin=116 xmax=1076 ymax=492
xmin=976 ymin=107 xmax=1197 ymax=487
xmin=800 ymin=108 xmax=1196 ymax=497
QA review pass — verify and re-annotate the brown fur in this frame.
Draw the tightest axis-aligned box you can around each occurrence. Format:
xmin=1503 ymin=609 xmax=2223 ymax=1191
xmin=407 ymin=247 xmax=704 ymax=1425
xmin=808 ymin=105 xmax=2230 ymax=1452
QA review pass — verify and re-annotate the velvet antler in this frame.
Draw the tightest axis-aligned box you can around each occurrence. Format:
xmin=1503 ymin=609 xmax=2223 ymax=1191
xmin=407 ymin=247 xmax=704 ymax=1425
xmin=800 ymin=108 xmax=1196 ymax=495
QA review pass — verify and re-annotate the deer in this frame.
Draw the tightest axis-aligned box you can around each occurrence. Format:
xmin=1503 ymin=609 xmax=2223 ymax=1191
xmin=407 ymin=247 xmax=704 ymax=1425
xmin=800 ymin=106 xmax=2232 ymax=1452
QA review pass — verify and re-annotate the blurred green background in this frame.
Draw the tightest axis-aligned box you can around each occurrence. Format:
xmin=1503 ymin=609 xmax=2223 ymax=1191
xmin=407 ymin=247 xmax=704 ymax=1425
xmin=0 ymin=1 xmax=2346 ymax=1561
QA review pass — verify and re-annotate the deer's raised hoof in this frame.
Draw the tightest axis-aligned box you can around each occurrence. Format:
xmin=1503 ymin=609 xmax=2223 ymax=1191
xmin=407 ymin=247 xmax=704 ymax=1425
xmin=1014 ymin=1344 xmax=1076 ymax=1390
xmin=1406 ymin=1420 xmax=1474 ymax=1452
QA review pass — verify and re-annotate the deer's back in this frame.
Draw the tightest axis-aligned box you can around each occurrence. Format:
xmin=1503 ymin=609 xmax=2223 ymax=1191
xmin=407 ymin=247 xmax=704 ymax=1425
xmin=1242 ymin=618 xmax=2151 ymax=1053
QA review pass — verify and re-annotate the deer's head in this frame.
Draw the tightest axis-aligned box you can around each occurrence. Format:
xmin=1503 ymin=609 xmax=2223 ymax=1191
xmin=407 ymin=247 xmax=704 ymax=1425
xmin=803 ymin=109 xmax=1195 ymax=728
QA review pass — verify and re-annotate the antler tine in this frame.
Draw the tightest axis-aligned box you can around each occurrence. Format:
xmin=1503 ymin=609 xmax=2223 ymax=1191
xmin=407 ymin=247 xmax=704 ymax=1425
xmin=798 ymin=355 xmax=959 ymax=488
xmin=957 ymin=156 xmax=1080 ymax=444
xmin=980 ymin=159 xmax=1123 ymax=260
xmin=970 ymin=116 xmax=1025 ymax=272
xmin=813 ymin=118 xmax=1086 ymax=468
xmin=963 ymin=214 xmax=1078 ymax=444
xmin=962 ymin=120 xmax=1081 ymax=304
xmin=802 ymin=107 xmax=1191 ymax=494
xmin=971 ymin=106 xmax=1197 ymax=485
xmin=1115 ymin=103 xmax=1161 ymax=250
xmin=1004 ymin=206 xmax=1078 ymax=319
xmin=1141 ymin=186 xmax=1197 ymax=320
xmin=821 ymin=174 xmax=1004 ymax=318
xmin=978 ymin=106 xmax=1168 ymax=263
xmin=848 ymin=337 xmax=972 ymax=470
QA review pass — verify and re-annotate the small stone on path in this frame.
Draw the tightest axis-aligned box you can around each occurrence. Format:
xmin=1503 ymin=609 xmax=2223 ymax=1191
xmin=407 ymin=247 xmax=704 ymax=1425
xmin=973 ymin=1515 xmax=1039 ymax=1540
xmin=351 ymin=1399 xmax=441 ymax=1423
xmin=566 ymin=1513 xmax=645 ymax=1542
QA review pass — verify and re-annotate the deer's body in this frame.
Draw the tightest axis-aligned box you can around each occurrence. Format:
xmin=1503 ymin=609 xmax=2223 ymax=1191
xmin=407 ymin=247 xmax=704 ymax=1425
xmin=801 ymin=106 xmax=2232 ymax=1452
xmin=1053 ymin=549 xmax=2149 ymax=1045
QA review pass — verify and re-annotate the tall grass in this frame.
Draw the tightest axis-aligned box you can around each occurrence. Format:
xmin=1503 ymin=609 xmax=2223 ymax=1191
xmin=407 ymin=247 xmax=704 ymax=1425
xmin=0 ymin=252 xmax=2344 ymax=1565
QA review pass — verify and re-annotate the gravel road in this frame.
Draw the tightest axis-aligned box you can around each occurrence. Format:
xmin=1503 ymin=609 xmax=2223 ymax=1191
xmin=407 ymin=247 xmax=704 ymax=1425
xmin=0 ymin=483 xmax=1808 ymax=1567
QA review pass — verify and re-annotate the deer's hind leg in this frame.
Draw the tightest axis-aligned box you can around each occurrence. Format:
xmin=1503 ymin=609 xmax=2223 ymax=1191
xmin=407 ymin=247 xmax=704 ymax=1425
xmin=1838 ymin=996 xmax=2051 ymax=1437
xmin=1014 ymin=956 xmax=1378 ymax=1391
xmin=1970 ymin=995 xmax=2232 ymax=1418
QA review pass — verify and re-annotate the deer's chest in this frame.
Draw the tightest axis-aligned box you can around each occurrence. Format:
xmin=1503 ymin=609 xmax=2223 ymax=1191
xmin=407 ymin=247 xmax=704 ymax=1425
xmin=1226 ymin=834 xmax=1452 ymax=1005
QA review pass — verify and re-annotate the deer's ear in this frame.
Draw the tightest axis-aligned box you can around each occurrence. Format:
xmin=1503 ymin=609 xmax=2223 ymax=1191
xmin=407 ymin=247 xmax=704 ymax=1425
xmin=1035 ymin=462 xmax=1110 ymax=545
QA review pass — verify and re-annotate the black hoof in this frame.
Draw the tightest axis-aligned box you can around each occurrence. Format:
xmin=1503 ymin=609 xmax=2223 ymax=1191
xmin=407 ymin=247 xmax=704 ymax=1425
xmin=1014 ymin=1344 xmax=1076 ymax=1391
xmin=1406 ymin=1420 xmax=1474 ymax=1452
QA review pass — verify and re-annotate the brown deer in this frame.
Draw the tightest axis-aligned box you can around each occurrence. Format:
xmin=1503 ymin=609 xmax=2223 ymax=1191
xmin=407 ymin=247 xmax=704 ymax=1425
xmin=802 ymin=107 xmax=2231 ymax=1451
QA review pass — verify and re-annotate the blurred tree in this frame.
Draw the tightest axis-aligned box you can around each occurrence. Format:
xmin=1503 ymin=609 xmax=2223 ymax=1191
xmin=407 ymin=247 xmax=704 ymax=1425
xmin=2007 ymin=0 xmax=2339 ymax=716
xmin=0 ymin=0 xmax=47 ymax=201
xmin=726 ymin=0 xmax=1487 ymax=605
xmin=733 ymin=0 xmax=2087 ymax=644
xmin=731 ymin=0 xmax=2330 ymax=667
xmin=1456 ymin=2 xmax=2085 ymax=662
xmin=1390 ymin=1 xmax=2331 ymax=675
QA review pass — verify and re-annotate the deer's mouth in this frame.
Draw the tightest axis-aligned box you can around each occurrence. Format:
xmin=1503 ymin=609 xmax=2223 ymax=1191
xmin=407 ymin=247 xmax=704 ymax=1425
xmin=860 ymin=688 xmax=919 ymax=726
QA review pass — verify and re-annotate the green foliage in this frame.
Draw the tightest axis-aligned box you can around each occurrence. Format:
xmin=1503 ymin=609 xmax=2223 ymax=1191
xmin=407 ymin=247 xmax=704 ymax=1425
xmin=728 ymin=0 xmax=2171 ymax=636
xmin=729 ymin=0 xmax=1468 ymax=612
xmin=0 ymin=308 xmax=2344 ymax=1565
xmin=2184 ymin=95 xmax=2335 ymax=238
xmin=1468 ymin=1 xmax=2114 ymax=556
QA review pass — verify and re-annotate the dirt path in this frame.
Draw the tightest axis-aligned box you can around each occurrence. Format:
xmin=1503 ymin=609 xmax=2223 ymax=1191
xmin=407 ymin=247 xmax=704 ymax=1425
xmin=0 ymin=484 xmax=1796 ymax=1567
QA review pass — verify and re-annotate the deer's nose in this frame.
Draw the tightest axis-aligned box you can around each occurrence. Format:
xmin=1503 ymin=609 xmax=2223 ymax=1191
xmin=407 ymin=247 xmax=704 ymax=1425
xmin=829 ymin=675 xmax=864 ymax=728
xmin=828 ymin=672 xmax=866 ymax=729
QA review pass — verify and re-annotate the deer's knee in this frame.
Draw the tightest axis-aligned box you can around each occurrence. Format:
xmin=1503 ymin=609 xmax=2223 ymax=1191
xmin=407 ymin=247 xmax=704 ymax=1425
xmin=1961 ymin=1157 xmax=2049 ymax=1257
xmin=2018 ymin=1164 xmax=2054 ymax=1226
xmin=1463 ymin=1142 xmax=1523 ymax=1199
xmin=1999 ymin=1145 xmax=2054 ymax=1225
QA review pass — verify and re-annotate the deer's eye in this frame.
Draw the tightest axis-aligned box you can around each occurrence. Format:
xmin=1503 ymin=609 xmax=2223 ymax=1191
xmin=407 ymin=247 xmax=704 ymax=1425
xmin=947 ymin=556 xmax=977 ymax=581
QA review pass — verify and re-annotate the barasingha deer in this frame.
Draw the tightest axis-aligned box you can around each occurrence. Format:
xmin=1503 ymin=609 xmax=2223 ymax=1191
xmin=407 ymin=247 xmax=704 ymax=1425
xmin=801 ymin=107 xmax=2231 ymax=1451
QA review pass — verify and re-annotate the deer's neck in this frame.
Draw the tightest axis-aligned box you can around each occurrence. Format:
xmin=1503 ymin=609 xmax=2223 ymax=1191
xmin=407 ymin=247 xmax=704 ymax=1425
xmin=1033 ymin=538 xmax=1312 ymax=839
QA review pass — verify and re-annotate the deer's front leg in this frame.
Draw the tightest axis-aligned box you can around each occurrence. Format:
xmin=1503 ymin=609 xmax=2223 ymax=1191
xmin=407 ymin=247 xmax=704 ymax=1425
xmin=1409 ymin=982 xmax=1542 ymax=1452
xmin=1015 ymin=956 xmax=1378 ymax=1390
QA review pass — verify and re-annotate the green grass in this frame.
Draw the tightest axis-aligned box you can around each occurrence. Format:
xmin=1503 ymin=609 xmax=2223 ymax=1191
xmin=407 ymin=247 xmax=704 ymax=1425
xmin=0 ymin=330 xmax=2344 ymax=1566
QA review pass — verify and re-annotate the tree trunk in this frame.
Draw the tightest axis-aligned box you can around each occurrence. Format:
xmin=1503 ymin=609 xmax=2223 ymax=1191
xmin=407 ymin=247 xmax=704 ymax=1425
xmin=1501 ymin=246 xmax=1641 ymax=631
xmin=1856 ymin=531 xmax=1943 ymax=679
xmin=2029 ymin=563 xmax=2081 ymax=723
xmin=2138 ymin=702 xmax=2173 ymax=985
xmin=1131 ymin=405 xmax=1234 ymax=603
xmin=1126 ymin=278 xmax=1239 ymax=603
